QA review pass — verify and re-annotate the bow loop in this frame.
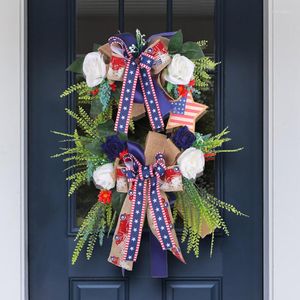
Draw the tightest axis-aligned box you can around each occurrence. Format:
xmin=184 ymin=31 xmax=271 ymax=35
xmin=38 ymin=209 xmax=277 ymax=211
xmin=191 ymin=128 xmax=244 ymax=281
xmin=139 ymin=52 xmax=155 ymax=70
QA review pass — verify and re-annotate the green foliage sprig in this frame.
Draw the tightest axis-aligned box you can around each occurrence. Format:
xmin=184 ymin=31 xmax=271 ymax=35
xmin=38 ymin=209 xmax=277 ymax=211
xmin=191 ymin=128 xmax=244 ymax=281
xmin=72 ymin=202 xmax=115 ymax=264
xmin=168 ymin=30 xmax=204 ymax=60
xmin=60 ymin=81 xmax=97 ymax=105
xmin=52 ymin=129 xmax=109 ymax=196
xmin=193 ymin=41 xmax=218 ymax=91
xmin=174 ymin=178 xmax=246 ymax=257
xmin=52 ymin=103 xmax=115 ymax=192
xmin=193 ymin=127 xmax=243 ymax=154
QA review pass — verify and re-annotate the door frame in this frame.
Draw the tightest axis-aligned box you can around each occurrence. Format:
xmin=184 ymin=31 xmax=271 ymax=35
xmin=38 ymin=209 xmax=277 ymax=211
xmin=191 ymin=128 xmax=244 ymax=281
xmin=0 ymin=0 xmax=298 ymax=299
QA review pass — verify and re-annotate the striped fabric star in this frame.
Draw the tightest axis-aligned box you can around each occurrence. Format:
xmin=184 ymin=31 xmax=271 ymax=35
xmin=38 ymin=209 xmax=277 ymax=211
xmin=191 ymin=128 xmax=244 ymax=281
xmin=166 ymin=92 xmax=208 ymax=132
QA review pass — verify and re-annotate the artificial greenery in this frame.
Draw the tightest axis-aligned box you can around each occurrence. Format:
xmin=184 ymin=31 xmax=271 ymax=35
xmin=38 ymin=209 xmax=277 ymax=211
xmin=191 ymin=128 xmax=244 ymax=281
xmin=174 ymin=178 xmax=247 ymax=257
xmin=193 ymin=127 xmax=243 ymax=154
xmin=168 ymin=30 xmax=204 ymax=59
xmin=51 ymin=105 xmax=114 ymax=196
xmin=193 ymin=41 xmax=218 ymax=91
xmin=72 ymin=201 xmax=115 ymax=264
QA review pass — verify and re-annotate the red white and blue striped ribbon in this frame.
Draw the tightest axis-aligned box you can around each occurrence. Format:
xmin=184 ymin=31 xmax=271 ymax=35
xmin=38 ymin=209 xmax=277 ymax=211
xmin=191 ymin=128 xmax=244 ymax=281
xmin=109 ymin=36 xmax=165 ymax=134
xmin=121 ymin=153 xmax=175 ymax=262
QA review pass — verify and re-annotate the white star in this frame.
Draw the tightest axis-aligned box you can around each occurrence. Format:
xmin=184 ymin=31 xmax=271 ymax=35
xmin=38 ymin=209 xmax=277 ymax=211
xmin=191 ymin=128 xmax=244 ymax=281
xmin=126 ymin=89 xmax=130 ymax=93
xmin=163 ymin=235 xmax=168 ymax=239
xmin=152 ymin=191 xmax=155 ymax=194
xmin=121 ymin=115 xmax=125 ymax=120
xmin=130 ymin=247 xmax=134 ymax=250
xmin=134 ymin=219 xmax=138 ymax=224
xmin=132 ymin=237 xmax=136 ymax=241
xmin=160 ymin=226 xmax=165 ymax=230
xmin=133 ymin=228 xmax=137 ymax=232
xmin=139 ymin=183 xmax=142 ymax=186
xmin=119 ymin=125 xmax=124 ymax=129
xmin=143 ymin=73 xmax=147 ymax=77
xmin=147 ymin=59 xmax=151 ymax=64
xmin=130 ymin=71 xmax=134 ymax=75
xmin=152 ymin=109 xmax=156 ymax=113
xmin=123 ymin=106 xmax=127 ymax=111
xmin=145 ymin=82 xmax=149 ymax=86
xmin=128 ymin=255 xmax=132 ymax=259
xmin=166 ymin=243 xmax=170 ymax=248
xmin=153 ymin=198 xmax=157 ymax=202
xmin=138 ymin=192 xmax=142 ymax=195
xmin=150 ymin=100 xmax=154 ymax=104
xmin=154 ymin=117 xmax=158 ymax=121
xmin=147 ymin=90 xmax=151 ymax=95
xmin=158 ymin=217 xmax=162 ymax=221
xmin=132 ymin=62 xmax=135 ymax=66
xmin=125 ymin=97 xmax=129 ymax=101
xmin=128 ymin=80 xmax=132 ymax=84
xmin=155 ymin=208 xmax=160 ymax=212
xmin=135 ymin=210 xmax=140 ymax=214
xmin=137 ymin=201 xmax=141 ymax=205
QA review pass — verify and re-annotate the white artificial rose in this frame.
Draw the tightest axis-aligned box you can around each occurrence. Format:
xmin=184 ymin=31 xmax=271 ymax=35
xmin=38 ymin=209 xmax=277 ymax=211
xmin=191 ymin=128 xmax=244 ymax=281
xmin=163 ymin=54 xmax=195 ymax=85
xmin=83 ymin=52 xmax=107 ymax=88
xmin=93 ymin=163 xmax=115 ymax=190
xmin=177 ymin=147 xmax=205 ymax=180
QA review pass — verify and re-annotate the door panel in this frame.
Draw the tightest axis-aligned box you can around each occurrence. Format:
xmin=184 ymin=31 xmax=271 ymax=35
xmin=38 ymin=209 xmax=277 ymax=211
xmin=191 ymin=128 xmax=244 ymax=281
xmin=28 ymin=1 xmax=263 ymax=299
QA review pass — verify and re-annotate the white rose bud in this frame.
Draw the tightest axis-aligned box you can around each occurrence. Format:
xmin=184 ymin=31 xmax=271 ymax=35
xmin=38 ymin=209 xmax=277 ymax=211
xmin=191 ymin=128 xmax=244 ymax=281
xmin=177 ymin=147 xmax=205 ymax=180
xmin=163 ymin=54 xmax=195 ymax=85
xmin=93 ymin=163 xmax=115 ymax=190
xmin=83 ymin=52 xmax=107 ymax=88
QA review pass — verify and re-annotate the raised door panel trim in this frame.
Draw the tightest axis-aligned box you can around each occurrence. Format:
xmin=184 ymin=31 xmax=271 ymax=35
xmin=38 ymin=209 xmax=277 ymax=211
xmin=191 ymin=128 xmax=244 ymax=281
xmin=71 ymin=279 xmax=127 ymax=300
xmin=164 ymin=279 xmax=221 ymax=300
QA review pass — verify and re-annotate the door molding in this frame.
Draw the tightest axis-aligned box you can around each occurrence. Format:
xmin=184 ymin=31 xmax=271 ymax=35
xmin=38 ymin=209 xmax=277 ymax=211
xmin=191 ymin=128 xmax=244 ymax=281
xmin=264 ymin=0 xmax=300 ymax=299
xmin=2 ymin=0 xmax=299 ymax=299
xmin=0 ymin=0 xmax=27 ymax=299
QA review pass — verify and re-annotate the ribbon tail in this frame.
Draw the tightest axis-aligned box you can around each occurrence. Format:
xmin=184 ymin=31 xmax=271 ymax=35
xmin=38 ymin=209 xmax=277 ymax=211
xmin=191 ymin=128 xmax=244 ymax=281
xmin=147 ymin=179 xmax=185 ymax=264
xmin=114 ymin=58 xmax=139 ymax=134
xmin=108 ymin=192 xmax=134 ymax=271
xmin=139 ymin=72 xmax=164 ymax=131
xmin=123 ymin=178 xmax=147 ymax=262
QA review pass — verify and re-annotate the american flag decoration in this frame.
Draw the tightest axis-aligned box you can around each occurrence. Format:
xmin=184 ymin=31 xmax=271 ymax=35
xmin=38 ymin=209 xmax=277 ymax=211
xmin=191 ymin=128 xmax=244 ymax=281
xmin=166 ymin=92 xmax=208 ymax=132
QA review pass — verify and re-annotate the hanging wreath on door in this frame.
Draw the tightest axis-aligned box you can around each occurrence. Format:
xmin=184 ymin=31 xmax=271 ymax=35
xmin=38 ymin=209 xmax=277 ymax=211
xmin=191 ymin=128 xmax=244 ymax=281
xmin=53 ymin=29 xmax=246 ymax=275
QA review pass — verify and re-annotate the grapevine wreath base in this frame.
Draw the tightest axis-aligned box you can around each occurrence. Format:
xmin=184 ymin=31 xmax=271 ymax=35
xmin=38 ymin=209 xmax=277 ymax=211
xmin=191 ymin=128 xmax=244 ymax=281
xmin=53 ymin=29 xmax=246 ymax=276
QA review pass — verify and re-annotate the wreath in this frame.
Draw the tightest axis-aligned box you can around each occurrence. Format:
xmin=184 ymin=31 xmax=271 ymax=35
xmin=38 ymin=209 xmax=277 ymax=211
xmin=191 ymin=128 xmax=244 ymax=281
xmin=53 ymin=29 xmax=246 ymax=275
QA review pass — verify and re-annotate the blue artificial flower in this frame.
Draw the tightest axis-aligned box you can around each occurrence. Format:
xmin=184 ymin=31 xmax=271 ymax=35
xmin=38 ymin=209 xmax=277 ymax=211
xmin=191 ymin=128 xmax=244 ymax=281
xmin=172 ymin=126 xmax=196 ymax=150
xmin=101 ymin=135 xmax=126 ymax=162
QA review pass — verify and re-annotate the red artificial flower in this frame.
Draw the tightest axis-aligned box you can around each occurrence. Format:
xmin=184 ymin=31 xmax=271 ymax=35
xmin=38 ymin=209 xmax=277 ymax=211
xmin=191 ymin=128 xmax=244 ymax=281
xmin=188 ymin=79 xmax=195 ymax=87
xmin=90 ymin=88 xmax=99 ymax=96
xmin=177 ymin=85 xmax=188 ymax=97
xmin=109 ymin=82 xmax=117 ymax=92
xmin=204 ymin=152 xmax=216 ymax=161
xmin=98 ymin=190 xmax=112 ymax=204
xmin=119 ymin=149 xmax=128 ymax=160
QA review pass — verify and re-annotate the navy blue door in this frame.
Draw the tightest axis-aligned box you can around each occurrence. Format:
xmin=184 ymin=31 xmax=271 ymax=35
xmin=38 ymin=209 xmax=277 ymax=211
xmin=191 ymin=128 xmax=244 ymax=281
xmin=28 ymin=1 xmax=263 ymax=299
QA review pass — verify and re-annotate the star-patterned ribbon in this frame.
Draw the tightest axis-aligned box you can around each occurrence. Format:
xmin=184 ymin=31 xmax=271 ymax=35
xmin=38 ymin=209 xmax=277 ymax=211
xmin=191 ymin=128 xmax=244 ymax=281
xmin=109 ymin=36 xmax=165 ymax=134
xmin=120 ymin=152 xmax=175 ymax=261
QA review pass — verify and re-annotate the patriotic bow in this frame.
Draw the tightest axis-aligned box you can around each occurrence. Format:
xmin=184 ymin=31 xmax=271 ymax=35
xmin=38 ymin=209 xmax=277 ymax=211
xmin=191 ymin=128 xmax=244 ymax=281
xmin=109 ymin=35 xmax=166 ymax=134
xmin=108 ymin=152 xmax=185 ymax=271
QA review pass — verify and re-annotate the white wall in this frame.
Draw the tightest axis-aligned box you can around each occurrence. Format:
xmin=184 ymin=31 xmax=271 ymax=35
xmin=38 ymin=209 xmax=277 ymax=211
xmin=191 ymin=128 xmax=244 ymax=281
xmin=0 ymin=0 xmax=300 ymax=299
xmin=0 ymin=0 xmax=26 ymax=299
xmin=266 ymin=0 xmax=300 ymax=299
